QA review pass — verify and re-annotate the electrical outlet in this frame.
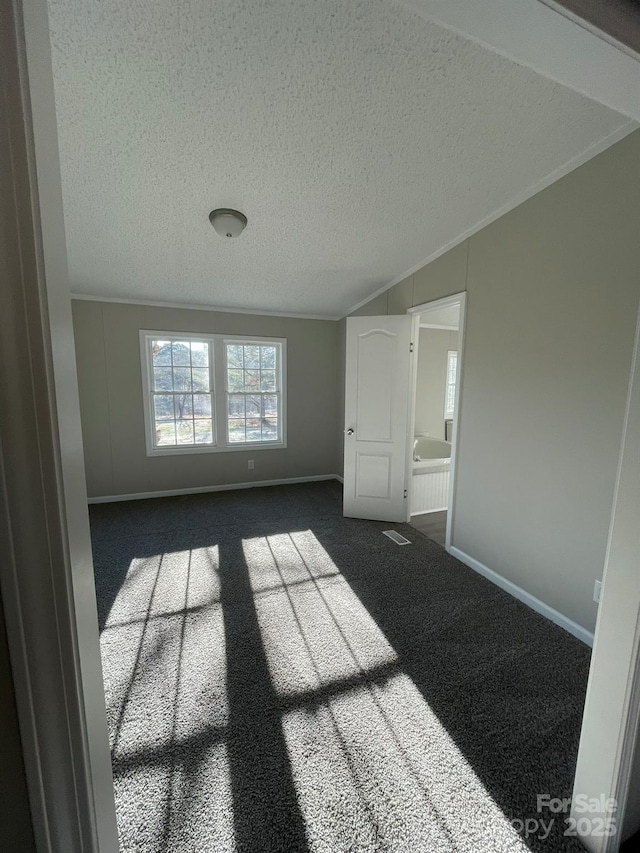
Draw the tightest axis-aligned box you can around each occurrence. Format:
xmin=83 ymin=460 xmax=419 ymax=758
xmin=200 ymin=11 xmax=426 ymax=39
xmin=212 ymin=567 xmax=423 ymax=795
xmin=247 ymin=459 xmax=254 ymax=470
xmin=593 ymin=579 xmax=602 ymax=604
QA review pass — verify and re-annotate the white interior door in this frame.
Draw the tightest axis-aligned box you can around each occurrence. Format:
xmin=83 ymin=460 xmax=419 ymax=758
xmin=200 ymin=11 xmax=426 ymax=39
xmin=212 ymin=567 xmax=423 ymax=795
xmin=343 ymin=315 xmax=412 ymax=521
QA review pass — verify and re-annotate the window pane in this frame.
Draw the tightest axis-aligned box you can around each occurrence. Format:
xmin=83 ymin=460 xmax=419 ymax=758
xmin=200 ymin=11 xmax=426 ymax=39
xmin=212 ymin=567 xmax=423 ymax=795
xmin=262 ymin=394 xmax=278 ymax=417
xmin=172 ymin=342 xmax=191 ymax=366
xmin=173 ymin=366 xmax=192 ymax=391
xmin=262 ymin=418 xmax=278 ymax=440
xmin=228 ymin=419 xmax=245 ymax=442
xmin=146 ymin=335 xmax=216 ymax=450
xmin=222 ymin=340 xmax=281 ymax=445
xmin=174 ymin=394 xmax=193 ymax=418
xmin=244 ymin=370 xmax=260 ymax=390
xmin=152 ymin=341 xmax=172 ymax=365
xmin=246 ymin=418 xmax=261 ymax=441
xmin=227 ymin=369 xmax=244 ymax=392
xmin=260 ymin=346 xmax=276 ymax=369
xmin=176 ymin=419 xmax=195 ymax=444
xmin=226 ymin=345 xmax=243 ymax=368
xmin=190 ymin=342 xmax=209 ymax=366
xmin=260 ymin=370 xmax=276 ymax=392
xmin=191 ymin=367 xmax=209 ymax=392
xmin=194 ymin=419 xmax=213 ymax=444
xmin=155 ymin=421 xmax=176 ymax=446
xmin=246 ymin=396 xmax=260 ymax=417
xmin=227 ymin=394 xmax=245 ymax=417
xmin=445 ymin=351 xmax=457 ymax=417
xmin=154 ymin=394 xmax=175 ymax=421
xmin=193 ymin=394 xmax=212 ymax=418
xmin=448 ymin=354 xmax=457 ymax=380
xmin=244 ymin=345 xmax=260 ymax=369
xmin=154 ymin=366 xmax=173 ymax=391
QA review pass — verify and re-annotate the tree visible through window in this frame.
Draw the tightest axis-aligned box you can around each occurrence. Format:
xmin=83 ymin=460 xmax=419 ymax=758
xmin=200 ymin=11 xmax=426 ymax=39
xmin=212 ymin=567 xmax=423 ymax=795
xmin=225 ymin=342 xmax=281 ymax=443
xmin=141 ymin=331 xmax=285 ymax=454
xmin=445 ymin=350 xmax=457 ymax=419
xmin=149 ymin=337 xmax=214 ymax=447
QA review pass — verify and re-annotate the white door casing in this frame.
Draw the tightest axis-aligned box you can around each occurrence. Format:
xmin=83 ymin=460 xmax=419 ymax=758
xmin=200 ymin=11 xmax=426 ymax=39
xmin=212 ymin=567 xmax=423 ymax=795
xmin=343 ymin=316 xmax=412 ymax=522
xmin=407 ymin=291 xmax=466 ymax=545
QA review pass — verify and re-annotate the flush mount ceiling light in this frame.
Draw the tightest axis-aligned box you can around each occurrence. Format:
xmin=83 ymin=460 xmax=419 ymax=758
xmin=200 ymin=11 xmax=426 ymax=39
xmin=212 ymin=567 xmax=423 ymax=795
xmin=209 ymin=208 xmax=247 ymax=238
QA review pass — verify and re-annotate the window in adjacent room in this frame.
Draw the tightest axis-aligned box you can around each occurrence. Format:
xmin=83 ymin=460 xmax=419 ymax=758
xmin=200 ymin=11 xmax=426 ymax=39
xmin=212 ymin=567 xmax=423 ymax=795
xmin=140 ymin=331 xmax=286 ymax=455
xmin=444 ymin=350 xmax=457 ymax=419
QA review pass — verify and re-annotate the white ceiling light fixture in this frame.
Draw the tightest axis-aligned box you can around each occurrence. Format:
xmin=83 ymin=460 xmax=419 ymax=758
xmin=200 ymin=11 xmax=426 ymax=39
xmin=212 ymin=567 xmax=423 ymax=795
xmin=209 ymin=208 xmax=248 ymax=238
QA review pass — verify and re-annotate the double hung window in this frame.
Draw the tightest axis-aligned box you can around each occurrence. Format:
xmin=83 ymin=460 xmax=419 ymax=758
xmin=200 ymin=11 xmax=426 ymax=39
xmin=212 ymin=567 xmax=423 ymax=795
xmin=140 ymin=331 xmax=285 ymax=455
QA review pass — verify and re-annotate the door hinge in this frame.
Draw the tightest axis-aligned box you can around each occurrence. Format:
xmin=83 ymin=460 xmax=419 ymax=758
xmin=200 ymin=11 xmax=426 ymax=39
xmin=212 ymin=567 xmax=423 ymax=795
xmin=404 ymin=489 xmax=408 ymax=499
xmin=409 ymin=342 xmax=414 ymax=353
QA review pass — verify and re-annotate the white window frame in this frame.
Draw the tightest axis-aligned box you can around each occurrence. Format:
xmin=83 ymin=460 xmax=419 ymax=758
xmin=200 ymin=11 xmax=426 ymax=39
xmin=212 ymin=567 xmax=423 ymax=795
xmin=444 ymin=349 xmax=457 ymax=419
xmin=140 ymin=330 xmax=287 ymax=456
xmin=223 ymin=337 xmax=286 ymax=448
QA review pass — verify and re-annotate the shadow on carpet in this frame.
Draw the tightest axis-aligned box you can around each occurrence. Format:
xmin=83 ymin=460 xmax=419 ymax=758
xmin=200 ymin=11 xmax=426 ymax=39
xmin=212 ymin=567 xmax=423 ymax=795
xmin=90 ymin=480 xmax=591 ymax=853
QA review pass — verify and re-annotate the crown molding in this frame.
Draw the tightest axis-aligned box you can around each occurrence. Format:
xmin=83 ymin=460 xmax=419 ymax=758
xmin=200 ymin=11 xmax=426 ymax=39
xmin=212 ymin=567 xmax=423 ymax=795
xmin=341 ymin=121 xmax=637 ymax=319
xmin=70 ymin=293 xmax=340 ymax=322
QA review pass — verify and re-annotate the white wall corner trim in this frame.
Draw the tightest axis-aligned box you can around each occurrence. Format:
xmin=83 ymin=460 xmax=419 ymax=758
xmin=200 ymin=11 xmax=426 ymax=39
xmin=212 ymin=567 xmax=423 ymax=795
xmin=449 ymin=546 xmax=594 ymax=647
xmin=87 ymin=474 xmax=344 ymax=504
xmin=341 ymin=121 xmax=637 ymax=320
xmin=571 ymin=296 xmax=640 ymax=851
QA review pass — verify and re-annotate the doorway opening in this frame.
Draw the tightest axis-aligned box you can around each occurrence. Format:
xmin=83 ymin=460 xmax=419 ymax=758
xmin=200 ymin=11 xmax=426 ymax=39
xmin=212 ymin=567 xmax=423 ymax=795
xmin=407 ymin=294 xmax=466 ymax=550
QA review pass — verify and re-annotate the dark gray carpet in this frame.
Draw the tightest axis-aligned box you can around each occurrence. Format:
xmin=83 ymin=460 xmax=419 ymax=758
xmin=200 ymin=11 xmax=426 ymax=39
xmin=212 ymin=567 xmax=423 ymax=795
xmin=90 ymin=480 xmax=591 ymax=853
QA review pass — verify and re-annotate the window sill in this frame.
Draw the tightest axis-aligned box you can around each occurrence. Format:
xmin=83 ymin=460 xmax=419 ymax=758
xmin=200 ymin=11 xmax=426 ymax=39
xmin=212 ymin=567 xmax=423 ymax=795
xmin=145 ymin=441 xmax=287 ymax=458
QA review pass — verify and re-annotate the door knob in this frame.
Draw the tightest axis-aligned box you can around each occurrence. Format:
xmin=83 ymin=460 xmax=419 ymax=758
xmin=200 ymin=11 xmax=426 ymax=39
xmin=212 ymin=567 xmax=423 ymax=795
xmin=347 ymin=428 xmax=354 ymax=436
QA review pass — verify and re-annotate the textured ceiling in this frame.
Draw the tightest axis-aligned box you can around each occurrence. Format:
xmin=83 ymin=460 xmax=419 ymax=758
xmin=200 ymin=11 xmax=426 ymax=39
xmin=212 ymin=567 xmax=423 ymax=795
xmin=47 ymin=0 xmax=627 ymax=318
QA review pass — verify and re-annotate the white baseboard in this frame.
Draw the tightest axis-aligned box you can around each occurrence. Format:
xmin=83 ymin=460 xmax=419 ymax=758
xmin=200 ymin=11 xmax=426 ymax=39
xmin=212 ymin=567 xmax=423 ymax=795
xmin=411 ymin=507 xmax=448 ymax=517
xmin=87 ymin=474 xmax=343 ymax=504
xmin=449 ymin=546 xmax=594 ymax=647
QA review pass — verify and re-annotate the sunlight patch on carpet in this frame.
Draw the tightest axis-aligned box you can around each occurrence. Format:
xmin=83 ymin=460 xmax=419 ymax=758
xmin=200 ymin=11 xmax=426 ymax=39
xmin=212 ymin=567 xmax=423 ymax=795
xmin=242 ymin=530 xmax=529 ymax=853
xmin=101 ymin=544 xmax=228 ymax=760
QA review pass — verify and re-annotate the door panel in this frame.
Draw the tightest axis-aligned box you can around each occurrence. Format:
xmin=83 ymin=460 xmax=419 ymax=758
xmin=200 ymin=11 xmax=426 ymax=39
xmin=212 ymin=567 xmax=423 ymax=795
xmin=343 ymin=316 xmax=412 ymax=521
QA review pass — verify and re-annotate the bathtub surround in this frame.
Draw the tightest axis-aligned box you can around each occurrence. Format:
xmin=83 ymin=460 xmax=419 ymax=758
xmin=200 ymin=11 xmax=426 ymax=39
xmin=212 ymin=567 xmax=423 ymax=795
xmin=345 ymin=130 xmax=640 ymax=636
xmin=410 ymin=463 xmax=450 ymax=516
xmin=411 ymin=437 xmax=452 ymax=516
xmin=72 ymin=301 xmax=342 ymax=499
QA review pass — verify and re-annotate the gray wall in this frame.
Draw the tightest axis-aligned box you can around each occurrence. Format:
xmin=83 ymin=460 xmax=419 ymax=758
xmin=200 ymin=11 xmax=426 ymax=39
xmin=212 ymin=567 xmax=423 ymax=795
xmin=622 ymin=731 xmax=640 ymax=841
xmin=72 ymin=301 xmax=342 ymax=498
xmin=415 ymin=328 xmax=458 ymax=440
xmin=0 ymin=591 xmax=36 ymax=853
xmin=347 ymin=130 xmax=640 ymax=633
xmin=336 ymin=318 xmax=347 ymax=472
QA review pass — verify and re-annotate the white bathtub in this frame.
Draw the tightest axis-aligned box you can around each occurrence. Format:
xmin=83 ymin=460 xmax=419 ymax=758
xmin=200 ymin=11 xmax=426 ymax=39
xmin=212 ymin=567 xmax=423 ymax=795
xmin=411 ymin=436 xmax=451 ymax=515
xmin=413 ymin=436 xmax=451 ymax=467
